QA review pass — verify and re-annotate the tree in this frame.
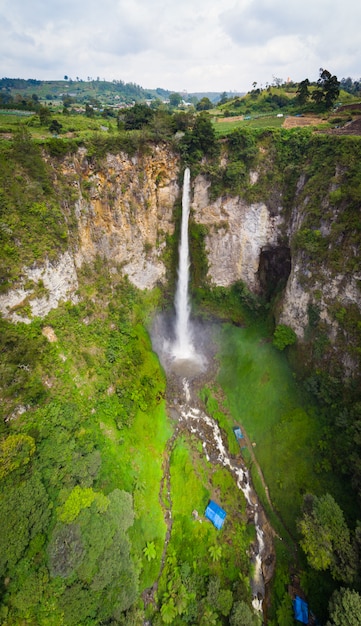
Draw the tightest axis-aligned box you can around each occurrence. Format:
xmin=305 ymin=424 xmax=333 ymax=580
xmin=208 ymin=544 xmax=222 ymax=562
xmin=322 ymin=71 xmax=340 ymax=108
xmin=58 ymin=485 xmax=107 ymax=523
xmin=191 ymin=111 xmax=217 ymax=156
xmin=298 ymin=493 xmax=356 ymax=582
xmin=85 ymin=103 xmax=94 ymax=117
xmin=143 ymin=540 xmax=156 ymax=561
xmin=311 ymin=68 xmax=340 ymax=110
xmin=272 ymin=75 xmax=284 ymax=87
xmin=122 ymin=103 xmax=154 ymax=129
xmin=273 ymin=324 xmax=297 ymax=350
xmin=0 ymin=473 xmax=50 ymax=576
xmin=218 ymin=92 xmax=228 ymax=105
xmin=0 ymin=433 xmax=35 ymax=479
xmin=216 ymin=589 xmax=233 ymax=617
xmin=327 ymin=588 xmax=361 ymax=626
xmin=161 ymin=598 xmax=178 ymax=623
xmin=48 ymin=523 xmax=85 ymax=577
xmin=149 ymin=110 xmax=174 ymax=139
xmin=169 ymin=92 xmax=182 ymax=107
xmin=200 ymin=606 xmax=218 ymax=626
xmin=172 ymin=110 xmax=194 ymax=132
xmin=196 ymin=97 xmax=214 ymax=111
xmin=276 ymin=594 xmax=294 ymax=626
xmin=296 ymin=78 xmax=310 ymax=106
xmin=48 ymin=489 xmax=137 ymax=622
xmin=229 ymin=600 xmax=257 ymax=626
xmin=49 ymin=119 xmax=62 ymax=135
xmin=38 ymin=105 xmax=52 ymax=125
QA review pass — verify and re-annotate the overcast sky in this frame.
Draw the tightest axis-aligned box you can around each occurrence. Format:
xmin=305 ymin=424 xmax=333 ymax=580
xmin=1 ymin=0 xmax=360 ymax=93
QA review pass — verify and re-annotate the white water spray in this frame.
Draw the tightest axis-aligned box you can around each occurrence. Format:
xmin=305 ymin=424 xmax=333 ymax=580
xmin=172 ymin=167 xmax=195 ymax=361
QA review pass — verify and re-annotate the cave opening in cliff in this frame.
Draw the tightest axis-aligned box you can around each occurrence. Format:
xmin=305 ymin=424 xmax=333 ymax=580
xmin=258 ymin=245 xmax=291 ymax=301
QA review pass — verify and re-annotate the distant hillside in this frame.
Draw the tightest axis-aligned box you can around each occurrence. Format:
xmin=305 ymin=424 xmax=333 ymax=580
xmin=186 ymin=91 xmax=245 ymax=103
xmin=0 ymin=77 xmax=164 ymax=106
xmin=0 ymin=78 xmax=244 ymax=108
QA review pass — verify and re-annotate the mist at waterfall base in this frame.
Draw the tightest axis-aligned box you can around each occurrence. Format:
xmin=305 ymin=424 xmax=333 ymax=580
xmin=151 ymin=167 xmax=209 ymax=379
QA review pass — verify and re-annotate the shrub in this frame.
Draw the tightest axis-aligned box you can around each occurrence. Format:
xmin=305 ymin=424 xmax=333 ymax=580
xmin=273 ymin=324 xmax=297 ymax=350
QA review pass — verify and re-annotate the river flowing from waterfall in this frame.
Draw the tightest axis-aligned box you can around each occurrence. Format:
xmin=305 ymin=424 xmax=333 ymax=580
xmin=150 ymin=167 xmax=270 ymax=615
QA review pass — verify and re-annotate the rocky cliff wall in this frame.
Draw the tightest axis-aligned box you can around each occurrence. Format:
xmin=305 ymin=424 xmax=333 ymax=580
xmin=70 ymin=146 xmax=180 ymax=289
xmin=0 ymin=145 xmax=180 ymax=322
xmin=191 ymin=174 xmax=283 ymax=291
xmin=189 ymin=154 xmax=360 ymax=379
xmin=1 ymin=141 xmax=360 ymax=379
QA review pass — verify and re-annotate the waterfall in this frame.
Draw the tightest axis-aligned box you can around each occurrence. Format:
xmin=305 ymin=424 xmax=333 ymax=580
xmin=172 ymin=167 xmax=195 ymax=360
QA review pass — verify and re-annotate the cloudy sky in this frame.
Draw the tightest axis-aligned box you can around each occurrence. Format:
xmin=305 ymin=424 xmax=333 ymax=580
xmin=1 ymin=0 xmax=360 ymax=93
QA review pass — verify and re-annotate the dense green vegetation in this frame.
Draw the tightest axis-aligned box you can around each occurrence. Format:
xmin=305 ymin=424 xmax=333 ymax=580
xmin=0 ymin=268 xmax=171 ymax=625
xmin=1 ymin=78 xmax=361 ymax=624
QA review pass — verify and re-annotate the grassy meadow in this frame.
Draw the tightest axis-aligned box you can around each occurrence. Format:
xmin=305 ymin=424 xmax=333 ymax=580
xmin=212 ymin=114 xmax=286 ymax=136
xmin=215 ymin=320 xmax=358 ymax=619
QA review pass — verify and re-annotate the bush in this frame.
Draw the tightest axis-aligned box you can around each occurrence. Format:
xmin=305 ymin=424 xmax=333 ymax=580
xmin=273 ymin=324 xmax=297 ymax=350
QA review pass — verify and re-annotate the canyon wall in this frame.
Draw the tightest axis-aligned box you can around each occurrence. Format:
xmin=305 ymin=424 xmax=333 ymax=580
xmin=191 ymin=174 xmax=282 ymax=291
xmin=71 ymin=145 xmax=179 ymax=289
xmin=190 ymin=161 xmax=361 ymax=378
xmin=1 ymin=140 xmax=360 ymax=379
xmin=0 ymin=145 xmax=180 ymax=322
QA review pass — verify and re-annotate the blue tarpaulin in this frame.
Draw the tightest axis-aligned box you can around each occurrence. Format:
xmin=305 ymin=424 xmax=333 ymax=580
xmin=293 ymin=596 xmax=308 ymax=624
xmin=234 ymin=427 xmax=246 ymax=449
xmin=234 ymin=427 xmax=244 ymax=440
xmin=205 ymin=500 xmax=226 ymax=530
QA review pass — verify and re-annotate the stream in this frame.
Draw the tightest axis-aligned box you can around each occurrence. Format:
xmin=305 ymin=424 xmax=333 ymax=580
xmin=170 ymin=375 xmax=275 ymax=612
xmin=146 ymin=329 xmax=277 ymax=618
xmin=146 ymin=167 xmax=276 ymax=618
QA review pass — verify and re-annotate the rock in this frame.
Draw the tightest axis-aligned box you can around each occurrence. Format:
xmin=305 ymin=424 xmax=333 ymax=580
xmin=192 ymin=174 xmax=282 ymax=291
xmin=0 ymin=251 xmax=79 ymax=323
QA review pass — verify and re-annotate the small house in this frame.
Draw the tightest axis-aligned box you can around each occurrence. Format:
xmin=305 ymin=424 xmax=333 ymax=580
xmin=205 ymin=500 xmax=226 ymax=530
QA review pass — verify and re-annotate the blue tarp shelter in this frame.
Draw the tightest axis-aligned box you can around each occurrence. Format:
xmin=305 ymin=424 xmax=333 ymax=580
xmin=233 ymin=427 xmax=246 ymax=449
xmin=205 ymin=500 xmax=226 ymax=530
xmin=234 ymin=427 xmax=244 ymax=440
xmin=293 ymin=595 xmax=308 ymax=624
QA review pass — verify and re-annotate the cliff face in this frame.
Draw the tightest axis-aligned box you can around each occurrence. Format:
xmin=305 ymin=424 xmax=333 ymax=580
xmin=192 ymin=174 xmax=282 ymax=291
xmin=0 ymin=145 xmax=180 ymax=322
xmin=189 ymin=154 xmax=361 ymax=379
xmin=68 ymin=145 xmax=180 ymax=289
xmin=0 ymin=251 xmax=79 ymax=323
xmin=1 ymin=140 xmax=360 ymax=379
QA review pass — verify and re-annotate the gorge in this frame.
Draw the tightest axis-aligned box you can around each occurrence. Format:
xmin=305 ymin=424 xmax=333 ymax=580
xmin=1 ymin=126 xmax=361 ymax=625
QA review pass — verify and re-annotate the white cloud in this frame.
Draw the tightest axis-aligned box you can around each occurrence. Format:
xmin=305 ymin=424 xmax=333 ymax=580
xmin=0 ymin=0 xmax=360 ymax=91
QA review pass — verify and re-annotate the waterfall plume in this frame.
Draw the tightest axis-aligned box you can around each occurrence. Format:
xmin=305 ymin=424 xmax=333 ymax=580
xmin=150 ymin=167 xmax=207 ymax=379
xmin=172 ymin=167 xmax=195 ymax=360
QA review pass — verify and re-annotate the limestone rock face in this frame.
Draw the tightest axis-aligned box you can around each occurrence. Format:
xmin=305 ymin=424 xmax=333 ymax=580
xmin=280 ymin=265 xmax=361 ymax=340
xmin=72 ymin=146 xmax=180 ymax=289
xmin=0 ymin=145 xmax=180 ymax=322
xmin=278 ymin=261 xmax=310 ymax=337
xmin=0 ymin=251 xmax=79 ymax=323
xmin=192 ymin=174 xmax=282 ymax=291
